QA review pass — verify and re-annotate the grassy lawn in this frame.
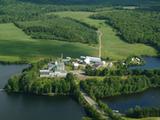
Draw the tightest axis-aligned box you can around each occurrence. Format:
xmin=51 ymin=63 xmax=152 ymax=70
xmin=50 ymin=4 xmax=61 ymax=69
xmin=0 ymin=23 xmax=98 ymax=63
xmin=53 ymin=11 xmax=158 ymax=60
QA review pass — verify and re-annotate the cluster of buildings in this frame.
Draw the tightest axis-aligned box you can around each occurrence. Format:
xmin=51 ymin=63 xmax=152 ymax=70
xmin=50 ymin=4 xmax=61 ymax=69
xmin=40 ymin=60 xmax=67 ymax=78
xmin=73 ymin=56 xmax=106 ymax=69
xmin=131 ymin=57 xmax=141 ymax=64
xmin=122 ymin=56 xmax=142 ymax=66
xmin=40 ymin=56 xmax=107 ymax=78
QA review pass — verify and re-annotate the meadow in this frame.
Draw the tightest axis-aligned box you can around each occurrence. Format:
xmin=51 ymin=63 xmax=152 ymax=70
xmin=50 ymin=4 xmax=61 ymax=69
xmin=0 ymin=23 xmax=98 ymax=63
xmin=53 ymin=11 xmax=157 ymax=60
xmin=0 ymin=11 xmax=158 ymax=63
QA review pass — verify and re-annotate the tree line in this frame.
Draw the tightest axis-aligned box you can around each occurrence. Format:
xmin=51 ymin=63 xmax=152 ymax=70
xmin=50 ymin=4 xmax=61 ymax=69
xmin=1 ymin=0 xmax=160 ymax=23
xmin=92 ymin=10 xmax=160 ymax=52
xmin=14 ymin=16 xmax=98 ymax=44
xmin=0 ymin=0 xmax=97 ymax=23
xmin=80 ymin=75 xmax=160 ymax=98
xmin=19 ymin=0 xmax=160 ymax=7
xmin=85 ymin=63 xmax=160 ymax=77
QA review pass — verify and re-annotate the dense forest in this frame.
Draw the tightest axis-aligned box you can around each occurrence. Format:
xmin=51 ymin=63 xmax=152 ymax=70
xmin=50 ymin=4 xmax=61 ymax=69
xmin=0 ymin=0 xmax=160 ymax=24
xmin=80 ymin=75 xmax=160 ymax=98
xmin=15 ymin=16 xmax=98 ymax=44
xmin=84 ymin=63 xmax=160 ymax=77
xmin=0 ymin=0 xmax=97 ymax=23
xmin=18 ymin=0 xmax=160 ymax=6
xmin=92 ymin=10 xmax=160 ymax=51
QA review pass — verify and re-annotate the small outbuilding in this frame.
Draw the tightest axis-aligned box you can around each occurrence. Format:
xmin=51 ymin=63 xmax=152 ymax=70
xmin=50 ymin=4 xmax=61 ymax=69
xmin=72 ymin=62 xmax=79 ymax=70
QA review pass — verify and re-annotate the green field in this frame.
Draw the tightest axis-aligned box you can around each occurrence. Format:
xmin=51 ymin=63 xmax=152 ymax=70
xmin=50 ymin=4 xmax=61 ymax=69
xmin=0 ymin=23 xmax=98 ymax=62
xmin=53 ymin=11 xmax=158 ymax=60
xmin=0 ymin=23 xmax=31 ymax=41
xmin=0 ymin=11 xmax=158 ymax=63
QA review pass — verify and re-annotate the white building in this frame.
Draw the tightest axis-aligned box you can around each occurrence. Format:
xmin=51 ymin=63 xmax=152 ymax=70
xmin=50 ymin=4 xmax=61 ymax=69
xmin=84 ymin=56 xmax=102 ymax=65
xmin=72 ymin=62 xmax=79 ymax=70
xmin=40 ymin=69 xmax=50 ymax=77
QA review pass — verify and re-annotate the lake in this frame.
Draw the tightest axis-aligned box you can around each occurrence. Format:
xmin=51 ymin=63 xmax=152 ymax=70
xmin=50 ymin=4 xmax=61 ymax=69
xmin=0 ymin=64 xmax=85 ymax=120
xmin=104 ymin=57 xmax=160 ymax=113
xmin=0 ymin=64 xmax=28 ymax=88
xmin=102 ymin=88 xmax=160 ymax=113
xmin=129 ymin=57 xmax=160 ymax=70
